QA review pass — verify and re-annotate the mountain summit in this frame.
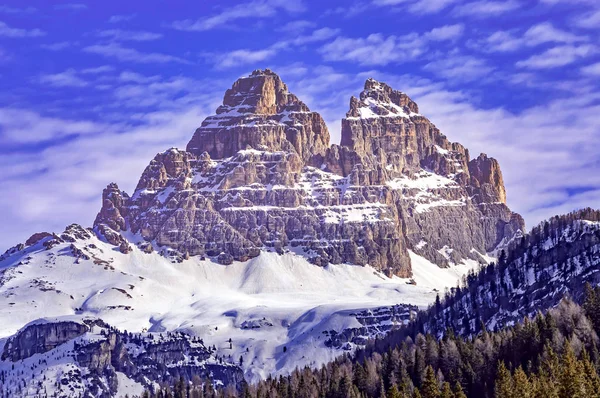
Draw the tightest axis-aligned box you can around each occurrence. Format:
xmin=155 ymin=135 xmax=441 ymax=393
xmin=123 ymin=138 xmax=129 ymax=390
xmin=93 ymin=69 xmax=524 ymax=277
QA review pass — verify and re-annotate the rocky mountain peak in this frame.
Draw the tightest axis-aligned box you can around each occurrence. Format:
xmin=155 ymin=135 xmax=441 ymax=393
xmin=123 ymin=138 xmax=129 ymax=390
xmin=186 ymin=70 xmax=330 ymax=163
xmin=88 ymin=71 xmax=525 ymax=276
xmin=346 ymin=78 xmax=419 ymax=119
xmin=220 ymin=68 xmax=307 ymax=116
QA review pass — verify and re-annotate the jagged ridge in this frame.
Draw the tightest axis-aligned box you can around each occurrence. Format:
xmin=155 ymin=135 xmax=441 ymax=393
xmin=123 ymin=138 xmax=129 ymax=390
xmin=93 ymin=69 xmax=522 ymax=277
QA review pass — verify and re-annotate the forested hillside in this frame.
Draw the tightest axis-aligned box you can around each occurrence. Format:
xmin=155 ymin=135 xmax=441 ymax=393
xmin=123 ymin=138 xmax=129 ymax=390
xmin=143 ymin=288 xmax=600 ymax=398
xmin=141 ymin=209 xmax=600 ymax=398
xmin=413 ymin=208 xmax=600 ymax=338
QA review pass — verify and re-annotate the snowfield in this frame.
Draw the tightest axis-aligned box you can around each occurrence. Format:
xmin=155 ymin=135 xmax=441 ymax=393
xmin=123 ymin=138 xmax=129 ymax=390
xmin=0 ymin=230 xmax=480 ymax=385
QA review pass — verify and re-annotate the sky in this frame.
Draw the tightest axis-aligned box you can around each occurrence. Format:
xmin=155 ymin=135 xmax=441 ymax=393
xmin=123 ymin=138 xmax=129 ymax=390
xmin=0 ymin=0 xmax=599 ymax=251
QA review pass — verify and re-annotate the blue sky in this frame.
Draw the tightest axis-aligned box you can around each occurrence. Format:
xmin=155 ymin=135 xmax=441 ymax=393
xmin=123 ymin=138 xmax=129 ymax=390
xmin=1 ymin=0 xmax=600 ymax=250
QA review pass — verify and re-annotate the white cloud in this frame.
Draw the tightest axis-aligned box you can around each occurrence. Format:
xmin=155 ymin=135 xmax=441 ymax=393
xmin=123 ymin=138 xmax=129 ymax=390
xmin=40 ymin=41 xmax=72 ymax=51
xmin=574 ymin=9 xmax=600 ymax=29
xmin=53 ymin=3 xmax=87 ymax=10
xmin=171 ymin=0 xmax=305 ymax=31
xmin=276 ymin=20 xmax=315 ymax=33
xmin=452 ymin=0 xmax=521 ymax=17
xmin=81 ymin=65 xmax=115 ymax=74
xmin=0 ymin=108 xmax=104 ymax=144
xmin=424 ymin=24 xmax=464 ymax=41
xmin=108 ymin=14 xmax=136 ymax=23
xmin=0 ymin=5 xmax=36 ymax=13
xmin=581 ymin=62 xmax=600 ymax=76
xmin=524 ymin=22 xmax=587 ymax=46
xmin=320 ymin=25 xmax=462 ymax=66
xmin=213 ymin=49 xmax=277 ymax=69
xmin=408 ymin=0 xmax=458 ymax=13
xmin=83 ymin=42 xmax=190 ymax=64
xmin=118 ymin=71 xmax=161 ymax=83
xmin=423 ymin=55 xmax=493 ymax=82
xmin=206 ymin=27 xmax=338 ymax=69
xmin=38 ymin=69 xmax=89 ymax=88
xmin=372 ymin=0 xmax=407 ymax=5
xmin=473 ymin=22 xmax=588 ymax=53
xmin=373 ymin=0 xmax=460 ymax=14
xmin=516 ymin=44 xmax=597 ymax=69
xmin=274 ymin=27 xmax=341 ymax=49
xmin=0 ymin=107 xmax=206 ymax=250
xmin=0 ymin=21 xmax=45 ymax=38
xmin=97 ymin=29 xmax=162 ymax=42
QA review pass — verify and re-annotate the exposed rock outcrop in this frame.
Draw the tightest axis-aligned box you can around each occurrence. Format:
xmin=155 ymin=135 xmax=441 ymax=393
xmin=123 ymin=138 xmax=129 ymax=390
xmin=186 ymin=69 xmax=330 ymax=164
xmin=93 ymin=70 xmax=524 ymax=276
xmin=2 ymin=320 xmax=90 ymax=361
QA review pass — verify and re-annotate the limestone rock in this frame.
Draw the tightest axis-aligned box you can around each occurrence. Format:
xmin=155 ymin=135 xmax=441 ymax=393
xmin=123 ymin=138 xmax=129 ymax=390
xmin=92 ymin=71 xmax=524 ymax=277
xmin=1 ymin=321 xmax=89 ymax=361
xmin=186 ymin=69 xmax=330 ymax=164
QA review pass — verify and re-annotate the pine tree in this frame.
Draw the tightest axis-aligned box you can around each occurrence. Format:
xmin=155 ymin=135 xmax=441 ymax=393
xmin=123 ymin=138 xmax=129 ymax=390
xmin=581 ymin=349 xmax=600 ymax=398
xmin=421 ymin=366 xmax=439 ymax=398
xmin=494 ymin=361 xmax=513 ymax=398
xmin=513 ymin=366 xmax=531 ymax=398
xmin=452 ymin=382 xmax=466 ymax=398
xmin=439 ymin=382 xmax=454 ymax=398
xmin=558 ymin=341 xmax=584 ymax=398
xmin=388 ymin=385 xmax=402 ymax=398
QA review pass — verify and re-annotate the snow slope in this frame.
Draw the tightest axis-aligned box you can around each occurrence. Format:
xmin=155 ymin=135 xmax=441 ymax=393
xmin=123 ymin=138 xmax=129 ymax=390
xmin=0 ymin=228 xmax=479 ymax=384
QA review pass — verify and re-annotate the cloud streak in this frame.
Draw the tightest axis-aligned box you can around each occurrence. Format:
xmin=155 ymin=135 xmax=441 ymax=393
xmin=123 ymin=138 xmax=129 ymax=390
xmin=171 ymin=0 xmax=305 ymax=32
xmin=83 ymin=42 xmax=190 ymax=64
xmin=0 ymin=21 xmax=45 ymax=38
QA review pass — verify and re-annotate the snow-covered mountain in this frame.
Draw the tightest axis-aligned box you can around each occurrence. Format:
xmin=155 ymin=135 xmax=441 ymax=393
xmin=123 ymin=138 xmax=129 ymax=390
xmin=0 ymin=69 xmax=525 ymax=397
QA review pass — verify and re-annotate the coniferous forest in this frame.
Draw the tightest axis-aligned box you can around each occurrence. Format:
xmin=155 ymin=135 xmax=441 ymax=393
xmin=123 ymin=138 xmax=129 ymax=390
xmin=141 ymin=284 xmax=600 ymax=398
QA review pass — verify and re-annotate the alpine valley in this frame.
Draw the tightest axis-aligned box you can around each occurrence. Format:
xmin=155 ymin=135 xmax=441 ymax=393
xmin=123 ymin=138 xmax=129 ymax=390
xmin=0 ymin=70 xmax=597 ymax=398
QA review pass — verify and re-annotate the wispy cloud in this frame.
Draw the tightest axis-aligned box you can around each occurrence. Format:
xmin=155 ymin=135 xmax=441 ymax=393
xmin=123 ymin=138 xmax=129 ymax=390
xmin=573 ymin=9 xmax=600 ymax=29
xmin=373 ymin=0 xmax=458 ymax=14
xmin=108 ymin=14 xmax=136 ymax=23
xmin=96 ymin=29 xmax=163 ymax=42
xmin=53 ymin=3 xmax=87 ymax=11
xmin=516 ymin=44 xmax=597 ymax=69
xmin=118 ymin=71 xmax=161 ymax=83
xmin=472 ymin=22 xmax=589 ymax=53
xmin=452 ymin=0 xmax=521 ymax=17
xmin=581 ymin=62 xmax=600 ymax=76
xmin=276 ymin=20 xmax=315 ymax=34
xmin=0 ymin=5 xmax=36 ymax=14
xmin=213 ymin=49 xmax=277 ymax=69
xmin=81 ymin=65 xmax=115 ymax=74
xmin=320 ymin=25 xmax=463 ymax=66
xmin=83 ymin=42 xmax=190 ymax=64
xmin=423 ymin=54 xmax=493 ymax=82
xmin=408 ymin=0 xmax=458 ymax=13
xmin=38 ymin=69 xmax=89 ymax=88
xmin=171 ymin=0 xmax=305 ymax=32
xmin=0 ymin=21 xmax=45 ymax=38
xmin=40 ymin=41 xmax=73 ymax=51
xmin=206 ymin=27 xmax=339 ymax=69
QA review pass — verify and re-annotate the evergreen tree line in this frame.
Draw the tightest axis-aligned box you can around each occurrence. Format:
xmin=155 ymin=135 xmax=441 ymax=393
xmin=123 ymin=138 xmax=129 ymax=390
xmin=142 ymin=284 xmax=600 ymax=398
xmin=378 ymin=208 xmax=600 ymax=345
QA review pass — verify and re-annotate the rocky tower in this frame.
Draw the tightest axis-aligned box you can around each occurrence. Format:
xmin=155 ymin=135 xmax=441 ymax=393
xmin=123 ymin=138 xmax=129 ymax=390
xmin=94 ymin=70 xmax=523 ymax=277
xmin=186 ymin=69 xmax=330 ymax=163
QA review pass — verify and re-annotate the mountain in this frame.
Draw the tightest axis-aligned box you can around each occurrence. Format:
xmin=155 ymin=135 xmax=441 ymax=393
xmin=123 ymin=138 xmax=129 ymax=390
xmin=94 ymin=69 xmax=523 ymax=277
xmin=0 ymin=69 xmax=526 ymax=396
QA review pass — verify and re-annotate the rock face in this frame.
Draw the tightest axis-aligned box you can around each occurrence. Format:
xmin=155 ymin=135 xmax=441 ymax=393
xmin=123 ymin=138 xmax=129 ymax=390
xmin=0 ymin=318 xmax=243 ymax=398
xmin=93 ymin=70 xmax=523 ymax=277
xmin=1 ymin=320 xmax=90 ymax=361
xmin=186 ymin=69 xmax=330 ymax=164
